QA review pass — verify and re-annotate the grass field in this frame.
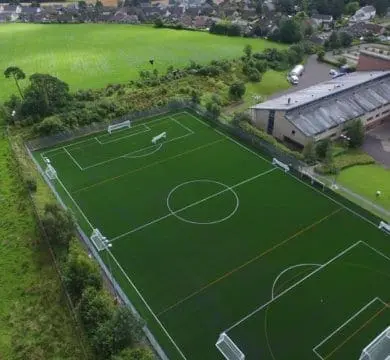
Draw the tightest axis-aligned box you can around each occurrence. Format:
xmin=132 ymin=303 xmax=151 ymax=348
xmin=33 ymin=111 xmax=390 ymax=360
xmin=0 ymin=24 xmax=286 ymax=101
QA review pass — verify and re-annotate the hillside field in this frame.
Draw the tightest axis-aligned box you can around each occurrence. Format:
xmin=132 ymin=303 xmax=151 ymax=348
xmin=0 ymin=24 xmax=286 ymax=101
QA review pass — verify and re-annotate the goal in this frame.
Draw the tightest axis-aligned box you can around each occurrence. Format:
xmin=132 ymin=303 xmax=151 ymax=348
xmin=216 ymin=333 xmax=245 ymax=360
xmin=45 ymin=164 xmax=57 ymax=180
xmin=107 ymin=120 xmax=131 ymax=134
xmin=152 ymin=131 xmax=167 ymax=144
xmin=272 ymin=158 xmax=290 ymax=172
xmin=379 ymin=221 xmax=390 ymax=234
xmin=90 ymin=228 xmax=111 ymax=251
xmin=359 ymin=326 xmax=390 ymax=360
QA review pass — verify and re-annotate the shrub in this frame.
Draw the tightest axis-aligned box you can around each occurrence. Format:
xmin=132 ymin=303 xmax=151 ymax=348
xmin=63 ymin=241 xmax=102 ymax=303
xmin=315 ymin=139 xmax=331 ymax=159
xmin=112 ymin=348 xmax=154 ymax=360
xmin=25 ymin=176 xmax=37 ymax=193
xmin=345 ymin=119 xmax=364 ymax=148
xmin=302 ymin=141 xmax=317 ymax=164
xmin=35 ymin=115 xmax=66 ymax=135
xmin=232 ymin=112 xmax=251 ymax=126
xmin=254 ymin=60 xmax=268 ymax=73
xmin=229 ymin=82 xmax=246 ymax=100
xmin=248 ymin=68 xmax=261 ymax=82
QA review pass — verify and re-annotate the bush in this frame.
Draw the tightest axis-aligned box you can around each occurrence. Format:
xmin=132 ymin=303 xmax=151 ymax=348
xmin=24 ymin=176 xmax=37 ymax=193
xmin=41 ymin=203 xmax=75 ymax=248
xmin=315 ymin=139 xmax=331 ymax=159
xmin=302 ymin=141 xmax=317 ymax=164
xmin=112 ymin=348 xmax=154 ymax=360
xmin=248 ymin=68 xmax=261 ymax=82
xmin=63 ymin=241 xmax=102 ymax=303
xmin=232 ymin=112 xmax=251 ymax=126
xmin=35 ymin=115 xmax=66 ymax=135
xmin=206 ymin=101 xmax=221 ymax=118
xmin=254 ymin=60 xmax=268 ymax=73
xmin=229 ymin=82 xmax=246 ymax=100
xmin=345 ymin=119 xmax=364 ymax=148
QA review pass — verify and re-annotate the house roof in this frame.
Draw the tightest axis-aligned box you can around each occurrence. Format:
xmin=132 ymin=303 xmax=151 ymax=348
xmin=361 ymin=5 xmax=376 ymax=13
xmin=312 ymin=14 xmax=333 ymax=21
xmin=252 ymin=71 xmax=390 ymax=136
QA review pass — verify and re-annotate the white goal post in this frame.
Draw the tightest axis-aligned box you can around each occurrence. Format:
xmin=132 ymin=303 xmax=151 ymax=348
xmin=152 ymin=132 xmax=167 ymax=144
xmin=45 ymin=164 xmax=57 ymax=180
xmin=216 ymin=333 xmax=245 ymax=360
xmin=359 ymin=326 xmax=390 ymax=360
xmin=378 ymin=221 xmax=390 ymax=234
xmin=107 ymin=120 xmax=131 ymax=134
xmin=272 ymin=158 xmax=290 ymax=172
xmin=90 ymin=228 xmax=111 ymax=251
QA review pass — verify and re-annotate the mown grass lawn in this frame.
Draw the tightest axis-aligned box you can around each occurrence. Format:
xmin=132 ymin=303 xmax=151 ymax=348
xmin=0 ymin=24 xmax=286 ymax=101
xmin=337 ymin=164 xmax=390 ymax=211
xmin=0 ymin=132 xmax=88 ymax=359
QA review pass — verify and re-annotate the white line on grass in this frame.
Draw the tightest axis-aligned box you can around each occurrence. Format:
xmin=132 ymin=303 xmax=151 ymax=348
xmin=110 ymin=168 xmax=277 ymax=242
xmin=271 ymin=263 xmax=321 ymax=299
xmin=106 ymin=248 xmax=189 ymax=360
xmin=312 ymin=297 xmax=386 ymax=359
xmin=169 ymin=116 xmax=195 ymax=135
xmin=224 ymin=241 xmax=363 ymax=333
xmin=82 ymin=131 xmax=195 ymax=171
xmin=95 ymin=124 xmax=152 ymax=145
xmin=182 ymin=111 xmax=382 ymax=231
xmin=63 ymin=147 xmax=83 ymax=171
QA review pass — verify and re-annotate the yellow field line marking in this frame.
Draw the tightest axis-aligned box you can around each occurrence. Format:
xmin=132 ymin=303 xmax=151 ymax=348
xmin=158 ymin=207 xmax=342 ymax=317
xmin=73 ymin=138 xmax=224 ymax=194
xmin=324 ymin=303 xmax=389 ymax=360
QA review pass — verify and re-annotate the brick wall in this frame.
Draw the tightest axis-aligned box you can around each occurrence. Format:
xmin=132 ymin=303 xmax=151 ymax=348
xmin=357 ymin=52 xmax=390 ymax=71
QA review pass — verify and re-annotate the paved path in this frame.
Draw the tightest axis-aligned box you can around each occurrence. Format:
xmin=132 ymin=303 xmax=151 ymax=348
xmin=364 ymin=121 xmax=390 ymax=168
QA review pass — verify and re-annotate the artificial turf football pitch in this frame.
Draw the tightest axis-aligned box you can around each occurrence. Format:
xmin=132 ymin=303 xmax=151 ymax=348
xmin=33 ymin=110 xmax=390 ymax=360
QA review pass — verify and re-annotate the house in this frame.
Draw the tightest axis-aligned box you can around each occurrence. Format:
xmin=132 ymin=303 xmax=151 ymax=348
xmin=250 ymin=71 xmax=390 ymax=148
xmin=350 ymin=5 xmax=376 ymax=23
xmin=311 ymin=14 xmax=333 ymax=30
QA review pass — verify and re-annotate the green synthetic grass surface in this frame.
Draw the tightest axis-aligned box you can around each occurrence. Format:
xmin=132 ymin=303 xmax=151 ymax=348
xmin=33 ymin=111 xmax=390 ymax=360
xmin=0 ymin=23 xmax=286 ymax=101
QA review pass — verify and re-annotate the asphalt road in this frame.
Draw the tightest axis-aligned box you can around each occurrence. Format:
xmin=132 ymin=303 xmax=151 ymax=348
xmin=269 ymin=55 xmax=333 ymax=99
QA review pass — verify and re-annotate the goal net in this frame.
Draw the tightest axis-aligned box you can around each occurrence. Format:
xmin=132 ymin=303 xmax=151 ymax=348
xmin=216 ymin=333 xmax=245 ymax=360
xmin=45 ymin=164 xmax=57 ymax=180
xmin=379 ymin=221 xmax=390 ymax=234
xmin=152 ymin=131 xmax=167 ymax=144
xmin=108 ymin=120 xmax=131 ymax=134
xmin=359 ymin=326 xmax=390 ymax=360
xmin=90 ymin=228 xmax=111 ymax=251
xmin=272 ymin=158 xmax=290 ymax=172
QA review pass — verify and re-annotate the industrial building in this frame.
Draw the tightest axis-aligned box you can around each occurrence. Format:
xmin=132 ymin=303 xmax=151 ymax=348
xmin=250 ymin=71 xmax=390 ymax=148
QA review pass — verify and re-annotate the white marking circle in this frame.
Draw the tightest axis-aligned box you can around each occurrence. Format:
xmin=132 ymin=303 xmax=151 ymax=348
xmin=166 ymin=179 xmax=239 ymax=225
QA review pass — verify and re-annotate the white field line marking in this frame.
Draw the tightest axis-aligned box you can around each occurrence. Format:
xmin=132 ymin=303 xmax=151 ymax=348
xmin=106 ymin=249 xmax=188 ymax=360
xmin=313 ymin=347 xmax=325 ymax=360
xmin=182 ymin=111 xmax=381 ymax=230
xmin=42 ymin=113 xmax=188 ymax=156
xmin=169 ymin=116 xmax=195 ymax=135
xmin=123 ymin=143 xmax=163 ymax=159
xmin=224 ymin=241 xmax=363 ymax=333
xmin=95 ymin=124 xmax=151 ymax=145
xmin=111 ymin=168 xmax=277 ymax=242
xmin=361 ymin=241 xmax=390 ymax=262
xmin=271 ymin=263 xmax=321 ymax=299
xmin=82 ymin=131 xmax=194 ymax=171
xmin=63 ymin=147 xmax=83 ymax=171
xmin=312 ymin=297 xmax=385 ymax=359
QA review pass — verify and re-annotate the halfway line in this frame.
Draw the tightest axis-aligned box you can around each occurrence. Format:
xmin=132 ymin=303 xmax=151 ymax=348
xmin=158 ymin=207 xmax=342 ymax=317
xmin=73 ymin=138 xmax=224 ymax=194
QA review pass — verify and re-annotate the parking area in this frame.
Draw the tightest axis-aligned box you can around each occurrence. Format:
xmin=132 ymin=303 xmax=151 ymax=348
xmin=269 ymin=55 xmax=333 ymax=99
xmin=364 ymin=121 xmax=390 ymax=168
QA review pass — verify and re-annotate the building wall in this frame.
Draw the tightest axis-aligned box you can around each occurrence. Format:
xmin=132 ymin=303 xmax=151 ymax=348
xmin=357 ymin=53 xmax=390 ymax=71
xmin=273 ymin=111 xmax=308 ymax=147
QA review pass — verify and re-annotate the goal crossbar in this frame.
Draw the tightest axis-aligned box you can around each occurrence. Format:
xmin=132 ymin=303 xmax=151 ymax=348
xmin=301 ymin=170 xmax=326 ymax=190
xmin=45 ymin=164 xmax=57 ymax=180
xmin=360 ymin=326 xmax=390 ymax=360
xmin=152 ymin=131 xmax=167 ymax=144
xmin=272 ymin=158 xmax=290 ymax=172
xmin=216 ymin=333 xmax=245 ymax=360
xmin=90 ymin=228 xmax=111 ymax=251
xmin=379 ymin=221 xmax=390 ymax=234
xmin=108 ymin=120 xmax=131 ymax=134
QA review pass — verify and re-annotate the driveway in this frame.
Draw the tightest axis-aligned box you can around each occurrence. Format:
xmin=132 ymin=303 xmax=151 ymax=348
xmin=364 ymin=121 xmax=390 ymax=168
xmin=269 ymin=55 xmax=333 ymax=99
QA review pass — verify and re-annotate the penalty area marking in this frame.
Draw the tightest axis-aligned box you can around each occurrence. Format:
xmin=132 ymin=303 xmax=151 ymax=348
xmin=166 ymin=179 xmax=240 ymax=225
xmin=122 ymin=143 xmax=163 ymax=159
xmin=271 ymin=263 xmax=321 ymax=299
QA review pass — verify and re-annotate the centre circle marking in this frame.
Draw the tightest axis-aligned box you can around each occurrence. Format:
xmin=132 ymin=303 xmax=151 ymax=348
xmin=166 ymin=179 xmax=240 ymax=225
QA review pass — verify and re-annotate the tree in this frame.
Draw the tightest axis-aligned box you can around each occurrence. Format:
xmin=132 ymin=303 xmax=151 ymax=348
xmin=345 ymin=119 xmax=364 ymax=148
xmin=344 ymin=1 xmax=359 ymax=15
xmin=315 ymin=138 xmax=331 ymax=159
xmin=325 ymin=31 xmax=341 ymax=50
xmin=22 ymin=73 xmax=70 ymax=118
xmin=154 ymin=17 xmax=163 ymax=28
xmin=278 ymin=19 xmax=302 ymax=44
xmin=243 ymin=44 xmax=252 ymax=59
xmin=339 ymin=31 xmax=353 ymax=47
xmin=302 ymin=141 xmax=317 ymax=163
xmin=375 ymin=0 xmax=389 ymax=16
xmin=30 ymin=0 xmax=40 ymax=7
xmin=64 ymin=241 xmax=102 ymax=302
xmin=206 ymin=100 xmax=221 ymax=119
xmin=229 ymin=82 xmax=246 ymax=100
xmin=278 ymin=0 xmax=294 ymax=14
xmin=41 ymin=203 xmax=75 ymax=248
xmin=4 ymin=66 xmax=26 ymax=99
xmin=78 ymin=0 xmax=87 ymax=10
xmin=317 ymin=49 xmax=325 ymax=61
xmin=112 ymin=348 xmax=154 ymax=360
xmin=78 ymin=287 xmax=112 ymax=336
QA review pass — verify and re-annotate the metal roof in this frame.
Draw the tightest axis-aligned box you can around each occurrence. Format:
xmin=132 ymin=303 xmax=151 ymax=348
xmin=285 ymin=74 xmax=390 ymax=136
xmin=251 ymin=71 xmax=390 ymax=111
